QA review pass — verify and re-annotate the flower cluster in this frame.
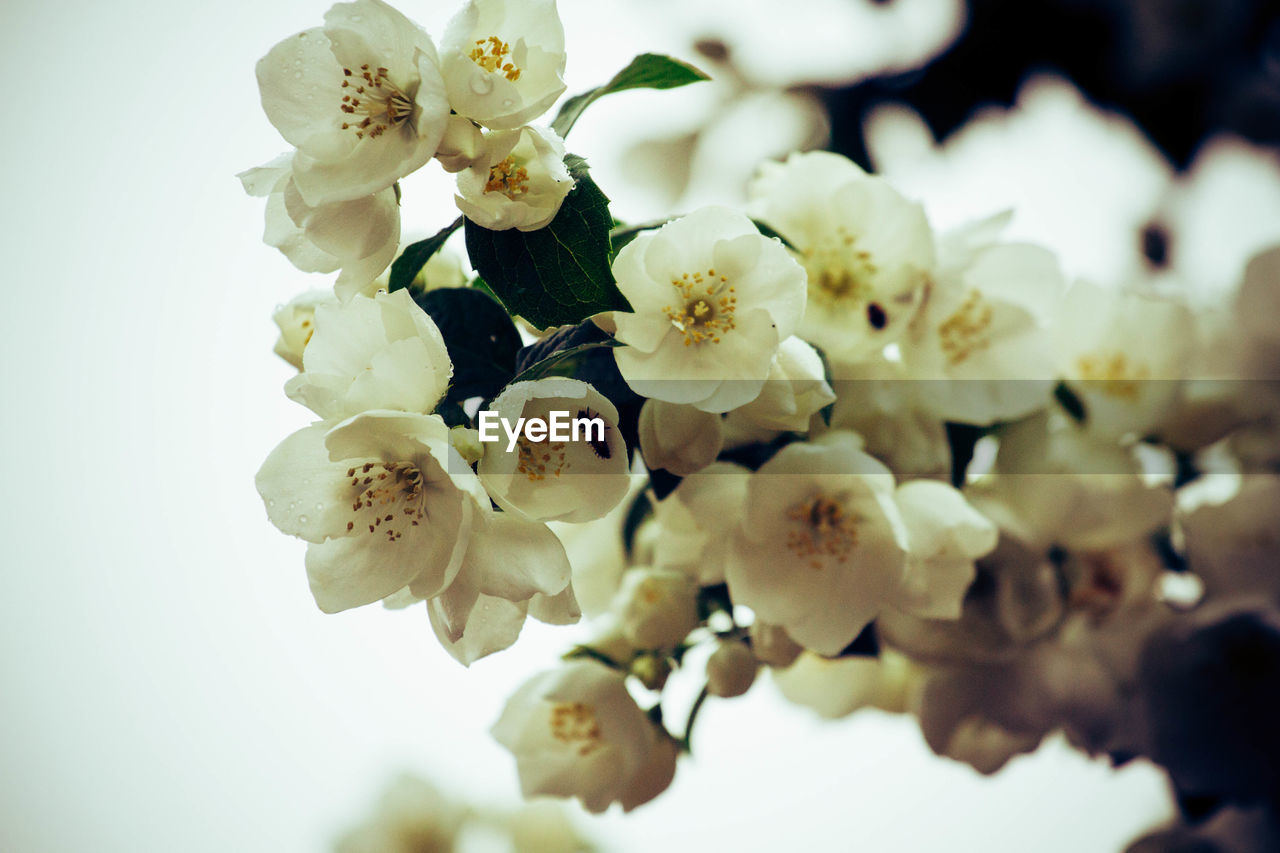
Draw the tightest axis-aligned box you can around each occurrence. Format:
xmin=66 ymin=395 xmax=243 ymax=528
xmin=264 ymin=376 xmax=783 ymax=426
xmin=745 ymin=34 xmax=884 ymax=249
xmin=247 ymin=0 xmax=1280 ymax=838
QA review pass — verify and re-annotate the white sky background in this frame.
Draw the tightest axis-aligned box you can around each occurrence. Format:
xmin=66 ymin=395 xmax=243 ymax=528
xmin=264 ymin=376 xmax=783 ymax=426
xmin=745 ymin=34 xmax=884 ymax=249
xmin=1 ymin=0 xmax=1234 ymax=849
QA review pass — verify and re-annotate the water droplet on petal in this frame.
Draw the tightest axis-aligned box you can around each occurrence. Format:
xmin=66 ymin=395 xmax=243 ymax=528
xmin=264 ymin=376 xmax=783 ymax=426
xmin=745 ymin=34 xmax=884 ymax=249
xmin=314 ymin=503 xmax=324 ymax=511
xmin=294 ymin=71 xmax=303 ymax=79
xmin=501 ymin=98 xmax=514 ymax=109
xmin=470 ymin=75 xmax=494 ymax=95
xmin=267 ymin=499 xmax=276 ymax=508
xmin=299 ymin=514 xmax=309 ymax=524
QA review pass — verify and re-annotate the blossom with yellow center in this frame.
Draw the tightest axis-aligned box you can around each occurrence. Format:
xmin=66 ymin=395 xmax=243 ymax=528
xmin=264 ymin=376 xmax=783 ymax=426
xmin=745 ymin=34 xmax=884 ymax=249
xmin=440 ymin=0 xmax=567 ymax=130
xmin=255 ymin=0 xmax=451 ymax=206
xmin=455 ymin=125 xmax=572 ymax=231
xmin=611 ymin=206 xmax=807 ymax=413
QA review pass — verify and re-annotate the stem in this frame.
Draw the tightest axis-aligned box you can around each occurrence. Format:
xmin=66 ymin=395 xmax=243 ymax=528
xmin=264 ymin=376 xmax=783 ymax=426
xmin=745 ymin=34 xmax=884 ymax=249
xmin=679 ymin=685 xmax=710 ymax=753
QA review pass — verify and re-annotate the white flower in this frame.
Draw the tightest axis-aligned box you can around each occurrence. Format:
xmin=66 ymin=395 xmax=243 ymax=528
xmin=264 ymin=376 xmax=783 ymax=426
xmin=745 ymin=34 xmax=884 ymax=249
xmin=477 ymin=379 xmax=629 ymax=523
xmin=334 ymin=773 xmax=467 ymax=853
xmin=255 ymin=411 xmax=485 ymax=613
xmin=492 ymin=660 xmax=677 ymax=813
xmin=748 ymin=151 xmax=935 ymax=362
xmin=705 ymin=639 xmax=757 ymax=698
xmin=823 ymin=357 xmax=951 ymax=481
xmin=772 ymin=649 xmax=918 ymax=718
xmin=238 ymin=154 xmax=400 ymax=299
xmin=611 ymin=206 xmax=807 ymax=412
xmin=256 ymin=0 xmax=451 ymax=206
xmin=285 ymin=288 xmax=452 ymax=420
xmin=651 ymin=462 xmax=749 ymax=586
xmin=637 ymin=399 xmax=723 ymax=476
xmin=435 ymin=114 xmax=485 ymax=173
xmin=1055 ymin=281 xmax=1195 ymax=440
xmin=427 ymin=511 xmax=577 ymax=666
xmin=722 ymin=335 xmax=835 ymax=442
xmin=724 ymin=431 xmax=908 ymax=655
xmin=547 ymin=473 xmax=648 ymax=617
xmin=440 ymin=0 xmax=567 ymax=131
xmin=270 ymin=288 xmax=337 ymax=370
xmin=893 ymin=479 xmax=998 ymax=620
xmin=898 ymin=213 xmax=1064 ymax=425
xmin=610 ymin=567 xmax=699 ymax=651
xmin=455 ymin=125 xmax=573 ymax=231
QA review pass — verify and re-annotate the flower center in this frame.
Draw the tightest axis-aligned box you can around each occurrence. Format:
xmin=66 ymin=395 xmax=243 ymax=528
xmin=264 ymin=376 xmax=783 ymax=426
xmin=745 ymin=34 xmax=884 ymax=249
xmin=485 ymin=156 xmax=530 ymax=199
xmin=662 ymin=268 xmax=737 ymax=346
xmin=785 ymin=494 xmax=858 ymax=569
xmin=804 ymin=230 xmax=877 ymax=308
xmin=937 ymin=289 xmax=994 ymax=366
xmin=1075 ymin=352 xmax=1150 ymax=400
xmin=549 ymin=701 xmax=602 ymax=756
xmin=344 ymin=461 xmax=426 ymax=543
xmin=339 ymin=64 xmax=415 ymax=140
xmin=516 ymin=437 xmax=567 ymax=481
xmin=469 ymin=36 xmax=522 ymax=81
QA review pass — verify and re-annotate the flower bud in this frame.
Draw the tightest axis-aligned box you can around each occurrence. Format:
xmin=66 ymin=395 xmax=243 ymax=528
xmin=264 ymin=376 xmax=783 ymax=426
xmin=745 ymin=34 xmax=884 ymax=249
xmin=631 ymin=653 xmax=673 ymax=691
xmin=706 ymin=640 xmax=757 ymax=697
xmin=638 ymin=398 xmax=724 ymax=475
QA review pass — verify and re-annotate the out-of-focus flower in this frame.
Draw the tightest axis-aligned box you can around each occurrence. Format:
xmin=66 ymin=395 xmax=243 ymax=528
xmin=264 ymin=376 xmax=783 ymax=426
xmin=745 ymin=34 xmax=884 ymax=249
xmin=239 ymin=155 xmax=401 ymax=299
xmin=548 ymin=474 xmax=648 ymax=617
xmin=610 ymin=567 xmax=699 ymax=652
xmin=610 ymin=206 xmax=807 ymax=412
xmin=270 ymin=288 xmax=338 ymax=370
xmin=256 ymin=0 xmax=451 ymax=206
xmin=724 ymin=431 xmax=905 ymax=655
xmin=255 ymin=412 xmax=485 ymax=612
xmin=492 ymin=660 xmax=677 ymax=813
xmin=705 ymin=639 xmax=757 ymax=698
xmin=334 ymin=773 xmax=467 ymax=853
xmin=898 ymin=213 xmax=1063 ymax=425
xmin=1055 ymin=281 xmax=1195 ymax=441
xmin=637 ymin=399 xmax=723 ymax=475
xmin=284 ymin=289 xmax=452 ymax=421
xmin=651 ymin=461 xmax=749 ymax=585
xmin=439 ymin=0 xmax=567 ymax=131
xmin=772 ymin=648 xmax=919 ymax=718
xmin=748 ymin=151 xmax=935 ymax=362
xmin=477 ymin=379 xmax=629 ymax=523
xmin=455 ymin=125 xmax=573 ymax=231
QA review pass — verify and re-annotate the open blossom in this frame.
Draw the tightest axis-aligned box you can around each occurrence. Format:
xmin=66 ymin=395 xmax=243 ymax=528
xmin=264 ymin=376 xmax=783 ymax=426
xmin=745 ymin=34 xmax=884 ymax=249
xmin=285 ymin=288 xmax=452 ymax=420
xmin=748 ymin=151 xmax=935 ymax=362
xmin=898 ymin=213 xmax=1064 ymax=425
xmin=238 ymin=154 xmax=400 ymax=299
xmin=609 ymin=567 xmax=699 ymax=651
xmin=440 ymin=0 xmax=567 ymax=130
xmin=478 ymin=379 xmax=629 ymax=523
xmin=1055 ymin=281 xmax=1195 ymax=440
xmin=725 ymin=431 xmax=993 ymax=655
xmin=492 ymin=660 xmax=678 ymax=813
xmin=256 ymin=0 xmax=450 ymax=206
xmin=611 ymin=206 xmax=807 ymax=412
xmin=255 ymin=411 xmax=486 ymax=613
xmin=455 ymin=125 xmax=573 ymax=231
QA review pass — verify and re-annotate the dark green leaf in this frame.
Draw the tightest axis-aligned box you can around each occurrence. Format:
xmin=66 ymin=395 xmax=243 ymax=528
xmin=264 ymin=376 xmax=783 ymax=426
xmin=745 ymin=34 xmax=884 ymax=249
xmin=751 ymin=218 xmax=797 ymax=251
xmin=464 ymin=156 xmax=629 ymax=329
xmin=552 ymin=53 xmax=711 ymax=137
xmin=410 ymin=288 xmax=522 ymax=404
xmin=388 ymin=216 xmax=464 ymax=294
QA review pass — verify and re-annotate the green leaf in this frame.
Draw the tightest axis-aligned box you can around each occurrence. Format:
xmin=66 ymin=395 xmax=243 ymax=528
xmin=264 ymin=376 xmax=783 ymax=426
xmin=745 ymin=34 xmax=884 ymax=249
xmin=552 ymin=53 xmax=710 ymax=137
xmin=409 ymin=288 xmax=522 ymax=404
xmin=510 ymin=340 xmax=621 ymax=384
xmin=464 ymin=155 xmax=630 ymax=329
xmin=388 ymin=216 xmax=463 ymax=294
xmin=751 ymin=218 xmax=797 ymax=251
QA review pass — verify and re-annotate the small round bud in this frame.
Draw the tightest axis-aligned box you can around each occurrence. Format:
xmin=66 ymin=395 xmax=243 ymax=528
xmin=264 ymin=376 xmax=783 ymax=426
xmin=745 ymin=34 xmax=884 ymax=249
xmin=631 ymin=653 xmax=673 ymax=691
xmin=706 ymin=640 xmax=757 ymax=697
xmin=750 ymin=621 xmax=803 ymax=668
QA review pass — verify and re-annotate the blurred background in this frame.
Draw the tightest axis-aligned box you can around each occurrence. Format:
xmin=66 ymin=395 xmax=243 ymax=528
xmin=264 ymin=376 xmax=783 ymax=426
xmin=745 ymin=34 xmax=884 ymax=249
xmin=2 ymin=0 xmax=1278 ymax=849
